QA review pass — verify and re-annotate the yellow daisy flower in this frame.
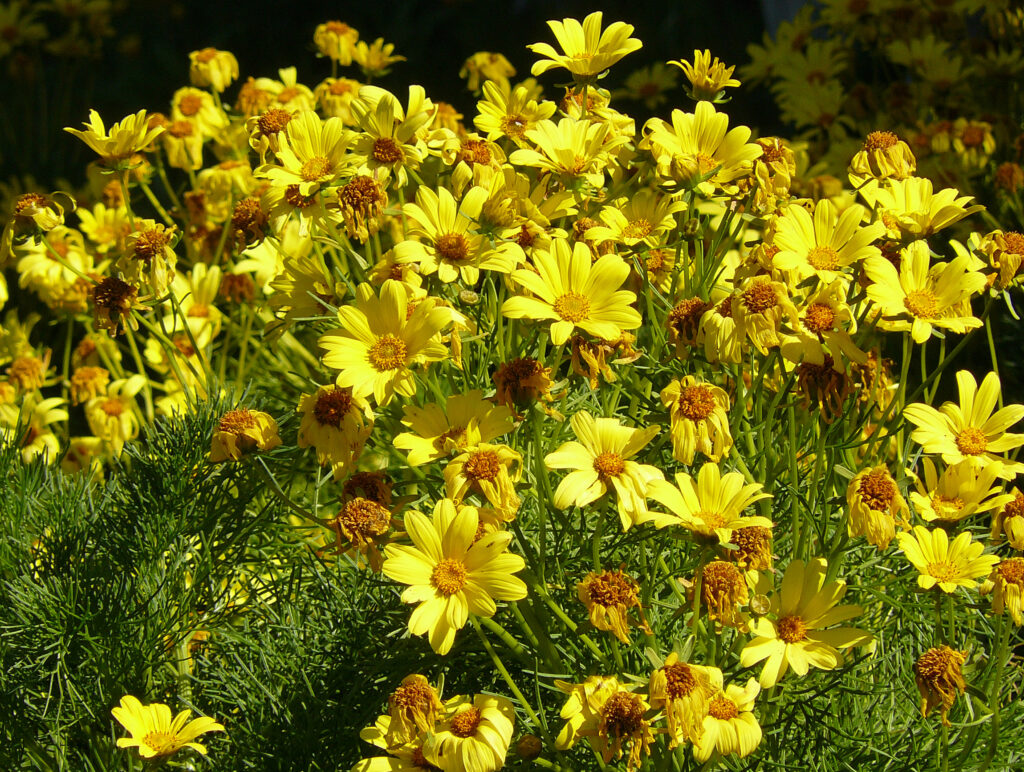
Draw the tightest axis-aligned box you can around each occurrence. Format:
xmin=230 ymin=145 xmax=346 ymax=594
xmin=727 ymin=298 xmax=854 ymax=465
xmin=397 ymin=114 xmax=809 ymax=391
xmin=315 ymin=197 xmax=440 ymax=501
xmin=670 ymin=49 xmax=740 ymax=101
xmin=85 ymin=375 xmax=146 ymax=457
xmin=209 ymin=408 xmax=282 ymax=463
xmin=318 ymin=280 xmax=451 ymax=406
xmin=473 ymin=80 xmax=556 ymax=147
xmin=848 ymin=130 xmax=917 ymax=181
xmin=543 ymin=411 xmax=661 ymax=530
xmin=991 ymin=488 xmax=1024 ymax=549
xmin=258 ymin=110 xmax=354 ymax=196
xmin=613 ymin=62 xmax=679 ymax=109
xmin=914 ymin=646 xmax=967 ymax=727
xmin=554 ymin=675 xmax=653 ymax=771
xmin=0 ymin=393 xmax=68 ymax=464
xmin=982 ymin=557 xmax=1024 ymax=625
xmin=460 ymin=51 xmax=516 ymax=93
xmin=501 ymin=238 xmax=641 ymax=346
xmin=424 ymin=694 xmax=516 ymax=772
xmin=527 ymin=12 xmax=642 ymax=82
xmin=508 ymin=116 xmax=621 ymax=189
xmin=660 ymin=376 xmax=733 ymax=465
xmin=394 ymin=390 xmax=513 ymax=467
xmin=772 ymin=199 xmax=884 ymax=283
xmin=909 ymin=458 xmax=1013 ymax=524
xmin=860 ymin=176 xmax=984 ymax=239
xmin=780 ymin=280 xmax=868 ymax=367
xmin=353 ymin=37 xmax=406 ymax=80
xmin=64 ymin=109 xmax=165 ymax=167
xmin=691 ymin=674 xmax=762 ymax=763
xmin=350 ymin=85 xmax=433 ymax=189
xmin=740 ymin=558 xmax=873 ymax=688
xmin=583 ymin=189 xmax=686 ymax=249
xmin=171 ymin=86 xmax=229 ymax=138
xmin=647 ymin=653 xmax=717 ymax=748
xmin=898 ymin=525 xmax=1000 ymax=593
xmin=314 ymin=21 xmax=359 ymax=66
xmin=111 ymin=695 xmax=223 ymax=759
xmin=381 ymin=499 xmax=527 ymax=655
xmin=443 ymin=443 xmax=523 ymax=521
xmin=577 ymin=567 xmax=651 ymax=644
xmin=189 ymin=47 xmax=239 ymax=93
xmin=904 ymin=370 xmax=1024 ymax=478
xmin=846 ymin=466 xmax=910 ymax=550
xmin=732 ymin=275 xmax=800 ymax=355
xmin=297 ymin=385 xmax=372 ymax=479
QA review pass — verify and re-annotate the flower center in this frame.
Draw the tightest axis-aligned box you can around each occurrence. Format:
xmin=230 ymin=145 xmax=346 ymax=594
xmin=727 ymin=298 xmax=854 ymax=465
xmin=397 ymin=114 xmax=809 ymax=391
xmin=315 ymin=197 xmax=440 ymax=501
xmin=677 ymin=385 xmax=717 ymax=421
xmin=368 ymin=334 xmax=408 ymax=372
xmin=131 ymin=227 xmax=172 ymax=262
xmin=432 ymin=426 xmax=468 ymax=452
xmin=101 ymin=398 xmax=125 ymax=417
xmin=998 ymin=557 xmax=1024 ymax=585
xmin=622 ymin=218 xmax=653 ymax=240
xmin=1004 ymin=492 xmax=1024 ymax=521
xmin=663 ymin=662 xmax=698 ymax=699
xmin=904 ymin=289 xmax=939 ymax=318
xmin=339 ymin=175 xmax=383 ymax=210
xmin=960 ymin=125 xmax=985 ymax=148
xmin=372 ymin=137 xmax=403 ymax=163
xmin=500 ymin=114 xmax=527 ymax=139
xmin=218 ymin=409 xmax=258 ymax=433
xmin=593 ymin=451 xmax=625 ymax=479
xmin=601 ymin=692 xmax=644 ymax=737
xmin=195 ymin=47 xmax=219 ymax=63
xmin=1002 ymin=231 xmax=1024 ymax=255
xmin=436 ymin=233 xmax=471 ymax=262
xmin=300 ymin=155 xmax=332 ymax=182
xmin=449 ymin=707 xmax=482 ymax=737
xmin=803 ymin=302 xmax=837 ymax=333
xmin=742 ymin=281 xmax=778 ymax=314
xmin=776 ymin=614 xmax=808 ymax=643
xmin=926 ymin=560 xmax=958 ymax=583
xmin=431 ymin=558 xmax=467 ymax=596
xmin=463 ymin=449 xmax=502 ymax=481
xmin=178 ymin=94 xmax=203 ymax=116
xmin=337 ymin=498 xmax=391 ymax=541
xmin=707 ymin=694 xmax=738 ymax=720
xmin=14 ymin=192 xmax=47 ymax=214
xmin=313 ymin=387 xmax=353 ymax=427
xmin=257 ymin=108 xmax=292 ymax=135
xmin=457 ymin=140 xmax=491 ymax=166
xmin=807 ymin=245 xmax=839 ymax=271
xmin=954 ymin=427 xmax=987 ymax=456
xmin=858 ymin=468 xmax=897 ymax=510
xmin=141 ymin=731 xmax=175 ymax=755
xmin=583 ymin=570 xmax=637 ymax=607
xmin=553 ymin=292 xmax=591 ymax=322
xmin=864 ymin=130 xmax=898 ymax=150
xmin=646 ymin=249 xmax=666 ymax=272
xmin=284 ymin=184 xmax=318 ymax=208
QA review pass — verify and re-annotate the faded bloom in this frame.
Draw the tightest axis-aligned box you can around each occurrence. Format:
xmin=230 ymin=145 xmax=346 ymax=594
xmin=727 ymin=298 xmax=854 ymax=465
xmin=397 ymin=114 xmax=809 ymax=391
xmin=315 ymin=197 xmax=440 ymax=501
xmin=209 ymin=408 xmax=282 ymax=462
xmin=914 ymin=646 xmax=966 ymax=727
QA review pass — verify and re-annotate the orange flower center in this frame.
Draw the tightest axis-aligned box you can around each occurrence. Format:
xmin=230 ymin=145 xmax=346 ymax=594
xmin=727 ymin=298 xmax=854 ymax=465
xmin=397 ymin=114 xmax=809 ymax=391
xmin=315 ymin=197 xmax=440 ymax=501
xmin=372 ymin=137 xmax=403 ymax=163
xmin=141 ymin=731 xmax=175 ymax=755
xmin=926 ymin=560 xmax=958 ymax=582
xmin=431 ymin=558 xmax=467 ymax=596
xmin=807 ymin=245 xmax=839 ymax=271
xmin=101 ymin=397 xmax=125 ymax=417
xmin=858 ymin=468 xmax=897 ymax=510
xmin=553 ymin=292 xmax=591 ymax=322
xmin=368 ymin=334 xmax=407 ymax=372
xmin=960 ymin=125 xmax=985 ymax=148
xmin=998 ymin=557 xmax=1024 ymax=585
xmin=742 ymin=281 xmax=778 ymax=314
xmin=677 ymin=384 xmax=717 ymax=421
xmin=436 ymin=233 xmax=471 ymax=262
xmin=178 ymin=94 xmax=203 ymax=116
xmin=194 ymin=47 xmax=219 ymax=63
xmin=601 ymin=692 xmax=644 ymax=737
xmin=663 ymin=662 xmax=698 ymax=699
xmin=593 ymin=451 xmax=625 ymax=479
xmin=954 ymin=427 xmax=987 ymax=456
xmin=300 ymin=155 xmax=332 ymax=181
xmin=864 ymin=130 xmax=898 ymax=150
xmin=257 ymin=108 xmax=292 ymax=135
xmin=499 ymin=114 xmax=527 ymax=139
xmin=803 ymin=302 xmax=837 ymax=333
xmin=707 ymin=693 xmax=738 ymax=720
xmin=1001 ymin=231 xmax=1024 ymax=255
xmin=463 ymin=449 xmax=502 ymax=481
xmin=904 ymin=289 xmax=939 ymax=319
xmin=218 ymin=409 xmax=258 ymax=433
xmin=337 ymin=498 xmax=391 ymax=541
xmin=449 ymin=707 xmax=482 ymax=737
xmin=313 ymin=387 xmax=353 ymax=427
xmin=131 ymin=227 xmax=172 ymax=262
xmin=776 ymin=614 xmax=808 ymax=643
xmin=582 ymin=569 xmax=638 ymax=608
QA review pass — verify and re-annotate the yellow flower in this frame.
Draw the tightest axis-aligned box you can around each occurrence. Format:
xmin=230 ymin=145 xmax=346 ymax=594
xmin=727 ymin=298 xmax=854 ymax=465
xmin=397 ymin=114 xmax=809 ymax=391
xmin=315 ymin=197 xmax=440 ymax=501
xmin=527 ymin=12 xmax=642 ymax=82
xmin=982 ymin=557 xmax=1024 ymax=625
xmin=460 ymin=52 xmax=516 ymax=93
xmin=209 ymin=408 xmax=282 ymax=462
xmin=732 ymin=275 xmax=800 ymax=355
xmin=314 ymin=21 xmax=359 ymax=65
xmin=381 ymin=499 xmax=527 ymax=654
xmin=111 ymin=695 xmax=223 ymax=759
xmin=395 ymin=390 xmax=513 ymax=467
xmin=846 ymin=466 xmax=910 ymax=550
xmin=909 ymin=458 xmax=1013 ymax=524
xmin=914 ymin=646 xmax=967 ymax=727
xmin=740 ymin=558 xmax=873 ymax=688
xmin=189 ymin=47 xmax=239 ymax=93
xmin=670 ymin=49 xmax=740 ymax=101
xmin=583 ymin=189 xmax=686 ymax=249
xmin=555 ymin=676 xmax=653 ymax=771
xmin=643 ymin=463 xmax=772 ymax=544
xmin=780 ymin=280 xmax=868 ymax=368
xmin=904 ymin=371 xmax=1024 ymax=478
xmin=353 ymin=37 xmax=406 ymax=79
xmin=85 ymin=375 xmax=145 ymax=457
xmin=297 ymin=385 xmax=372 ymax=479
xmin=860 ymin=176 xmax=984 ymax=239
xmin=383 ymin=674 xmax=444 ymax=745
xmin=660 ymin=376 xmax=733 ymax=465
xmin=350 ymin=86 xmax=432 ymax=189
xmin=699 ymin=560 xmax=749 ymax=628
xmin=318 ymin=280 xmax=450 ymax=406
xmin=443 ymin=444 xmax=523 ymax=521
xmin=0 ymin=393 xmax=67 ymax=464
xmin=691 ymin=674 xmax=762 ymax=763
xmin=171 ymin=86 xmax=229 ymax=138
xmin=508 ymin=117 xmax=621 ymax=188
xmin=899 ymin=525 xmax=999 ymax=593
xmin=991 ymin=488 xmax=1024 ymax=549
xmin=258 ymin=110 xmax=354 ymax=196
xmin=772 ymin=199 xmax=884 ymax=283
xmin=501 ymin=238 xmax=641 ymax=345
xmin=473 ymin=80 xmax=556 ymax=147
xmin=424 ymin=694 xmax=516 ymax=772
xmin=613 ymin=63 xmax=678 ymax=109
xmin=121 ymin=220 xmax=178 ymax=297
xmin=544 ymin=411 xmax=661 ymax=530
xmin=647 ymin=653 xmax=717 ymax=748
xmin=577 ymin=568 xmax=651 ymax=644
xmin=849 ymin=130 xmax=917 ymax=181
xmin=64 ymin=109 xmax=165 ymax=167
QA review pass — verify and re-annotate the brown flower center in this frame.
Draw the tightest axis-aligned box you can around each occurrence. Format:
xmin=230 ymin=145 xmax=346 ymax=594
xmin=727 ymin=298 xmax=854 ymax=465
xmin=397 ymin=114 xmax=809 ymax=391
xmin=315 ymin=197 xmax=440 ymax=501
xmin=195 ymin=47 xmax=219 ymax=63
xmin=601 ymin=692 xmax=644 ymax=737
xmin=463 ymin=449 xmax=502 ymax=481
xmin=131 ymin=227 xmax=173 ymax=262
xmin=436 ymin=233 xmax=471 ymax=262
xmin=707 ymin=693 xmax=738 ymax=720
xmin=313 ymin=387 xmax=354 ymax=427
xmin=904 ymin=289 xmax=939 ymax=318
xmin=337 ymin=498 xmax=391 ymax=541
xmin=553 ymin=292 xmax=591 ymax=322
xmin=372 ymin=137 xmax=403 ymax=163
xmin=14 ymin=192 xmax=47 ymax=214
xmin=457 ymin=140 xmax=491 ymax=166
xmin=300 ymin=155 xmax=332 ymax=182
xmin=284 ymin=184 xmax=318 ymax=208
xmin=677 ymin=385 xmax=717 ymax=421
xmin=742 ymin=281 xmax=778 ymax=314
xmin=858 ymin=468 xmax=897 ymax=511
xmin=339 ymin=175 xmax=384 ymax=209
xmin=662 ymin=662 xmax=698 ymax=699
xmin=803 ymin=302 xmax=837 ymax=333
xmin=100 ymin=397 xmax=125 ymax=417
xmin=776 ymin=614 xmax=808 ymax=643
xmin=593 ymin=451 xmax=625 ymax=479
xmin=960 ymin=125 xmax=985 ymax=148
xmin=368 ymin=334 xmax=407 ymax=372
xmin=218 ymin=409 xmax=258 ymax=433
xmin=449 ymin=707 xmax=482 ymax=737
xmin=257 ymin=108 xmax=292 ymax=135
xmin=178 ymin=94 xmax=203 ymax=117
xmin=499 ymin=114 xmax=528 ymax=139
xmin=954 ymin=427 xmax=987 ymax=456
xmin=431 ymin=558 xmax=467 ymax=595
xmin=583 ymin=570 xmax=638 ymax=607
xmin=864 ymin=130 xmax=899 ymax=151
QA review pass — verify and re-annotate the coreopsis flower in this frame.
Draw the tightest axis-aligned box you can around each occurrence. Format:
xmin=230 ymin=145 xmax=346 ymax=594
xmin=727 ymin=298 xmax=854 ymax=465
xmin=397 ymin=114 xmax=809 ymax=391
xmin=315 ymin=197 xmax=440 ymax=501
xmin=699 ymin=294 xmax=743 ymax=364
xmin=613 ymin=63 xmax=678 ymax=109
xmin=641 ymin=101 xmax=762 ymax=194
xmin=492 ymin=356 xmax=553 ymax=413
xmin=849 ymin=130 xmax=917 ymax=181
xmin=381 ymin=498 xmax=527 ymax=655
xmin=329 ymin=496 xmax=394 ymax=571
xmin=991 ymin=488 xmax=1024 ymax=549
xmin=731 ymin=526 xmax=774 ymax=571
xmin=660 ymin=376 xmax=733 ymax=464
xmin=385 ymin=674 xmax=444 ymax=744
xmin=395 ymin=390 xmax=513 ymax=466
xmin=555 ymin=676 xmax=653 ymax=771
xmin=772 ymin=200 xmax=884 ymax=284
xmin=699 ymin=560 xmax=749 ymax=627
xmin=863 ymin=243 xmax=986 ymax=343
xmin=501 ymin=239 xmax=641 ymax=346
xmin=353 ymin=37 xmax=406 ymax=79
xmin=577 ymin=568 xmax=651 ymax=643
xmin=393 ymin=186 xmax=520 ymax=285
xmin=161 ymin=119 xmax=205 ymax=171
xmin=209 ymin=408 xmax=282 ymax=462
xmin=732 ymin=276 xmax=800 ymax=355
xmin=350 ymin=86 xmax=432 ymax=188
xmin=111 ymin=696 xmax=224 ymax=759
xmin=314 ymin=21 xmax=359 ymax=65
xmin=860 ymin=176 xmax=984 ymax=239
xmin=670 ymin=49 xmax=740 ymax=101
xmin=847 ymin=466 xmax=910 ymax=549
xmin=297 ymin=385 xmax=372 ymax=479
xmin=258 ymin=111 xmax=353 ymax=196
xmin=460 ymin=52 xmax=516 ymax=93
xmin=189 ymin=47 xmax=239 ymax=92
xmin=982 ymin=557 xmax=1024 ymax=625
xmin=315 ymin=77 xmax=362 ymax=123
xmin=691 ymin=675 xmax=762 ymax=763
xmin=904 ymin=371 xmax=1024 ymax=479
xmin=952 ymin=119 xmax=995 ymax=169
xmin=898 ymin=526 xmax=999 ymax=593
xmin=740 ymin=558 xmax=873 ymax=688
xmin=914 ymin=646 xmax=966 ymax=727
xmin=544 ymin=411 xmax=661 ymax=530
xmin=643 ymin=464 xmax=772 ymax=545
xmin=473 ymin=80 xmax=556 ymax=147
xmin=909 ymin=459 xmax=1013 ymax=524
xmin=424 ymin=694 xmax=515 ymax=772
xmin=443 ymin=444 xmax=522 ymax=521
xmin=121 ymin=221 xmax=178 ymax=296
xmin=171 ymin=87 xmax=229 ymax=138
xmin=0 ymin=394 xmax=68 ymax=464
xmin=780 ymin=280 xmax=868 ymax=367
xmin=508 ymin=117 xmax=621 ymax=189
xmin=69 ymin=366 xmax=109 ymax=405
xmin=64 ymin=109 xmax=165 ymax=167
xmin=647 ymin=653 xmax=717 ymax=748
xmin=583 ymin=189 xmax=685 ymax=249
xmin=85 ymin=375 xmax=145 ymax=456
xmin=331 ymin=174 xmax=387 ymax=242
xmin=527 ymin=12 xmax=642 ymax=82
xmin=318 ymin=280 xmax=450 ymax=406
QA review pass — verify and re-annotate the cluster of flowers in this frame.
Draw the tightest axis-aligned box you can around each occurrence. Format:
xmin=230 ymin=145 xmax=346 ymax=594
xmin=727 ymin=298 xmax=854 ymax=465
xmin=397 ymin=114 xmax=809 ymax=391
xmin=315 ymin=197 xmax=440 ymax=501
xmin=2 ymin=6 xmax=1023 ymax=769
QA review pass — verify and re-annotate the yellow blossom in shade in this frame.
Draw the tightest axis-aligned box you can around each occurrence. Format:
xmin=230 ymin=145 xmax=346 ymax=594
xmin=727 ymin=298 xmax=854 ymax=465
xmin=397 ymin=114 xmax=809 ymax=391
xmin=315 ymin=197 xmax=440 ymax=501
xmin=121 ymin=220 xmax=178 ymax=297
xmin=860 ymin=176 xmax=984 ymax=239
xmin=732 ymin=275 xmax=800 ymax=355
xmin=350 ymin=86 xmax=432 ymax=189
xmin=909 ymin=458 xmax=1013 ymax=524
xmin=0 ymin=394 xmax=68 ymax=464
xmin=847 ymin=466 xmax=910 ymax=549
xmin=641 ymin=101 xmax=762 ymax=194
xmin=952 ymin=119 xmax=995 ymax=170
xmin=544 ymin=411 xmax=661 ymax=530
xmin=660 ymin=376 xmax=733 ymax=465
xmin=315 ymin=77 xmax=363 ymax=124
xmin=583 ymin=189 xmax=686 ymax=249
xmin=527 ymin=12 xmax=642 ymax=81
xmin=501 ymin=239 xmax=641 ymax=346
xmin=258 ymin=110 xmax=353 ymax=196
xmin=849 ymin=130 xmax=917 ymax=181
xmin=772 ymin=199 xmax=884 ymax=283
xmin=161 ymin=119 xmax=205 ymax=171
xmin=314 ymin=21 xmax=359 ymax=65
xmin=554 ymin=676 xmax=653 ymax=771
xmin=443 ymin=444 xmax=523 ymax=521
xmin=699 ymin=293 xmax=743 ymax=364
xmin=85 ymin=375 xmax=146 ymax=457
xmin=189 ymin=47 xmax=239 ymax=93
xmin=395 ymin=390 xmax=513 ymax=467
xmin=473 ymin=80 xmax=556 ymax=147
xmin=318 ymin=280 xmax=450 ymax=406
xmin=577 ymin=568 xmax=651 ymax=643
xmin=982 ymin=557 xmax=1024 ymax=625
xmin=670 ymin=49 xmax=740 ymax=101
xmin=297 ymin=385 xmax=372 ymax=479
xmin=508 ymin=117 xmax=621 ymax=189
xmin=64 ymin=109 xmax=165 ymax=167
xmin=975 ymin=230 xmax=1024 ymax=292
xmin=780 ymin=280 xmax=868 ymax=368
xmin=904 ymin=370 xmax=1024 ymax=478
xmin=355 ymin=715 xmax=433 ymax=772
xmin=353 ymin=37 xmax=406 ymax=79
xmin=899 ymin=526 xmax=1000 ymax=593
xmin=613 ymin=63 xmax=679 ymax=109
xmin=393 ymin=186 xmax=521 ymax=285
xmin=740 ymin=558 xmax=873 ymax=688
xmin=647 ymin=653 xmax=717 ymax=747
xmin=914 ymin=646 xmax=967 ymax=727
xmin=171 ymin=87 xmax=229 ymax=138
xmin=991 ymin=488 xmax=1024 ymax=549
xmin=691 ymin=674 xmax=762 ymax=763
xmin=209 ymin=408 xmax=282 ymax=463
xmin=460 ymin=52 xmax=516 ymax=93
xmin=424 ymin=694 xmax=515 ymax=772
xmin=863 ymin=242 xmax=986 ymax=343
xmin=381 ymin=499 xmax=527 ymax=655
xmin=111 ymin=696 xmax=223 ymax=759
xmin=643 ymin=464 xmax=772 ymax=544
